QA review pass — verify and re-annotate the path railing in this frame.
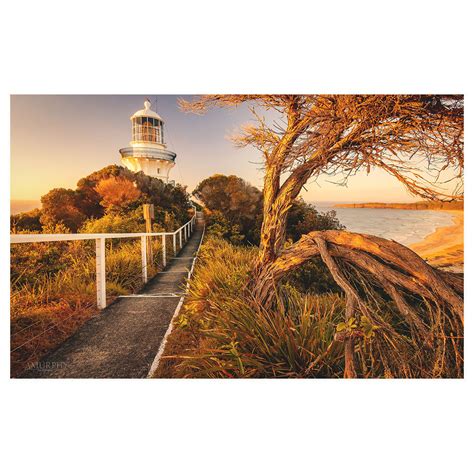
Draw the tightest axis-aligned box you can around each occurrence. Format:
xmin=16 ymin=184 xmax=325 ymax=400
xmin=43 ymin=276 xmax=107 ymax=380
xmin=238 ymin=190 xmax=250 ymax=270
xmin=11 ymin=209 xmax=197 ymax=309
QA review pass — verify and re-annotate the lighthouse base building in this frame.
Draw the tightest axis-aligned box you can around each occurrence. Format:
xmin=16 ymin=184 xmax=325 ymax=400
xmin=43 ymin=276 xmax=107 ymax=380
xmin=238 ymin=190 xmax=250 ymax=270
xmin=119 ymin=100 xmax=176 ymax=183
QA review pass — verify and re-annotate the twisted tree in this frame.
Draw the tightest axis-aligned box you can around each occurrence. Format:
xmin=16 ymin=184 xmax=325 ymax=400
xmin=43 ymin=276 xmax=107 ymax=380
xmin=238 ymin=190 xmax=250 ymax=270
xmin=180 ymin=95 xmax=464 ymax=377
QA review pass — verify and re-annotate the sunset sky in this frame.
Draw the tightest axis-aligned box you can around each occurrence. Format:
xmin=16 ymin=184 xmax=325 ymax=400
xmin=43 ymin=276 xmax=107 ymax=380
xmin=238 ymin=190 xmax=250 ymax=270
xmin=11 ymin=95 xmax=421 ymax=204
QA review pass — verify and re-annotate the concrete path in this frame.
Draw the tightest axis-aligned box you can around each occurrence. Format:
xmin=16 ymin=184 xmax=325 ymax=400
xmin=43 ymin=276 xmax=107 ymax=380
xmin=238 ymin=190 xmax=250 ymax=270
xmin=22 ymin=214 xmax=204 ymax=379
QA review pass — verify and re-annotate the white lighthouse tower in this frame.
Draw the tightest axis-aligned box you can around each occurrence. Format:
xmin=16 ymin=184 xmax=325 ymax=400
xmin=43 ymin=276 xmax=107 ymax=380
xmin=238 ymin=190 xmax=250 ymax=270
xmin=119 ymin=99 xmax=176 ymax=183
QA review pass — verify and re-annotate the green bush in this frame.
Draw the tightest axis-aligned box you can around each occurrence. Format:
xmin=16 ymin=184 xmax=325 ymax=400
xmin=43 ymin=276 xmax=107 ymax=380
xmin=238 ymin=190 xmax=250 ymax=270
xmin=80 ymin=210 xmax=144 ymax=234
xmin=283 ymin=258 xmax=341 ymax=295
xmin=10 ymin=208 xmax=43 ymax=232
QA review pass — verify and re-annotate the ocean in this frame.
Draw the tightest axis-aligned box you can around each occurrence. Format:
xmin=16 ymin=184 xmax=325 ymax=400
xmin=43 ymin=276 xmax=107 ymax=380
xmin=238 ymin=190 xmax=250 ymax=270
xmin=10 ymin=200 xmax=41 ymax=215
xmin=313 ymin=203 xmax=455 ymax=246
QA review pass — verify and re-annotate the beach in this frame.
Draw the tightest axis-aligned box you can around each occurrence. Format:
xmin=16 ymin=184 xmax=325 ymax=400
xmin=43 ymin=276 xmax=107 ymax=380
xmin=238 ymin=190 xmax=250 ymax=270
xmin=410 ymin=210 xmax=464 ymax=272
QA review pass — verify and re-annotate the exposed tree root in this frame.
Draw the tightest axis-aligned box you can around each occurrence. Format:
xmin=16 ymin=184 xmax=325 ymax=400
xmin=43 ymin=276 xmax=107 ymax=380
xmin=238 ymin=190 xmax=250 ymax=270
xmin=253 ymin=230 xmax=464 ymax=378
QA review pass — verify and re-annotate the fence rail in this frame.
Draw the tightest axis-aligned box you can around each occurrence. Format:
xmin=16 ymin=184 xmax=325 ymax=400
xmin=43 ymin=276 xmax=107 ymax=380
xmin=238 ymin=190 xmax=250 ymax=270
xmin=11 ymin=209 xmax=197 ymax=309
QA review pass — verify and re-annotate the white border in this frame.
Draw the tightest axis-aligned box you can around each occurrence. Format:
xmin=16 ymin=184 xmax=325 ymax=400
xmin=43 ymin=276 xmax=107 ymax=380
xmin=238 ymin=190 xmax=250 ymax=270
xmin=2 ymin=1 xmax=472 ymax=473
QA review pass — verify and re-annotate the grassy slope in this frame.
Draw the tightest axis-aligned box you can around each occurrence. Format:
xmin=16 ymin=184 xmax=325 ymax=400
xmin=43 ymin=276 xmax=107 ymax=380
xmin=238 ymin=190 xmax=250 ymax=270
xmin=10 ymin=237 xmax=169 ymax=376
xmin=154 ymin=237 xmax=463 ymax=379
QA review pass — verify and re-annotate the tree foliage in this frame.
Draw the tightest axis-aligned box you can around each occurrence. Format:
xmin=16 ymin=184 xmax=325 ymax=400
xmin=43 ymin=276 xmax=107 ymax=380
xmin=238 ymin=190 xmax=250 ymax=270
xmin=13 ymin=165 xmax=191 ymax=233
xmin=194 ymin=174 xmax=261 ymax=216
xmin=80 ymin=209 xmax=145 ymax=234
xmin=40 ymin=188 xmax=87 ymax=232
xmin=94 ymin=176 xmax=142 ymax=210
xmin=286 ymin=200 xmax=344 ymax=242
xmin=10 ymin=208 xmax=43 ymax=232
xmin=193 ymin=174 xmax=343 ymax=245
xmin=193 ymin=174 xmax=262 ymax=244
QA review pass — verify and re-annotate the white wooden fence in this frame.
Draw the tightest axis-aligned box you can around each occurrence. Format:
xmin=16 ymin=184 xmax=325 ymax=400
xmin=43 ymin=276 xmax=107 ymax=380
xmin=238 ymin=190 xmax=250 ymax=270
xmin=11 ymin=210 xmax=197 ymax=309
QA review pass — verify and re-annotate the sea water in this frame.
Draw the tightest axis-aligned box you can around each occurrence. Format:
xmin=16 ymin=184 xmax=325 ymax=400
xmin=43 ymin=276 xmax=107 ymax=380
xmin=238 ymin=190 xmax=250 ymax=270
xmin=312 ymin=204 xmax=455 ymax=246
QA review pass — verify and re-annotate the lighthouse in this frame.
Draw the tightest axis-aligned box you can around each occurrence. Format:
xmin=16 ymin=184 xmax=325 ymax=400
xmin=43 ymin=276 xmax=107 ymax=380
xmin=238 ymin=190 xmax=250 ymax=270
xmin=119 ymin=99 xmax=176 ymax=183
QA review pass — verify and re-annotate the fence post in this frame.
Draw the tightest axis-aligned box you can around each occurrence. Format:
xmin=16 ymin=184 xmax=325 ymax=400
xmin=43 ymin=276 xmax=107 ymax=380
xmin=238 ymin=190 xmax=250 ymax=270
xmin=141 ymin=235 xmax=148 ymax=283
xmin=179 ymin=228 xmax=183 ymax=248
xmin=95 ymin=237 xmax=106 ymax=309
xmin=162 ymin=234 xmax=166 ymax=268
xmin=173 ymin=233 xmax=177 ymax=255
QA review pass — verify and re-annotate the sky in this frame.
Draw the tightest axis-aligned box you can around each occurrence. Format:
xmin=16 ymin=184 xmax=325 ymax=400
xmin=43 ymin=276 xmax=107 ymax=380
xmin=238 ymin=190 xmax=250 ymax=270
xmin=11 ymin=95 xmax=422 ymax=204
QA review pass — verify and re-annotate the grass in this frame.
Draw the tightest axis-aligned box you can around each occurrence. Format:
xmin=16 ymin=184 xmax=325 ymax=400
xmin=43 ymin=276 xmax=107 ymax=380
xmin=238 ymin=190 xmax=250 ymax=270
xmin=10 ymin=235 xmax=175 ymax=377
xmin=154 ymin=236 xmax=463 ymax=378
xmin=11 ymin=231 xmax=463 ymax=378
xmin=155 ymin=236 xmax=347 ymax=378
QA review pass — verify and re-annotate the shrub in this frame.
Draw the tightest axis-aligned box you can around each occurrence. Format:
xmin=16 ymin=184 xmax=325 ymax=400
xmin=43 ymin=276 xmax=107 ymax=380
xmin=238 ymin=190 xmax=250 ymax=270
xmin=193 ymin=174 xmax=262 ymax=244
xmin=282 ymin=258 xmax=341 ymax=295
xmin=40 ymin=188 xmax=88 ymax=231
xmin=94 ymin=176 xmax=142 ymax=210
xmin=203 ymin=210 xmax=246 ymax=245
xmin=10 ymin=208 xmax=43 ymax=232
xmin=80 ymin=210 xmax=144 ymax=234
xmin=286 ymin=201 xmax=345 ymax=242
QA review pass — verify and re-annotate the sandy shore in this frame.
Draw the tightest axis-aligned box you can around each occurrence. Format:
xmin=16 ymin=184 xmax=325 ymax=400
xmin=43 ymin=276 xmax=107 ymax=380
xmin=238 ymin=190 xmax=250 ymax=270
xmin=410 ymin=210 xmax=464 ymax=272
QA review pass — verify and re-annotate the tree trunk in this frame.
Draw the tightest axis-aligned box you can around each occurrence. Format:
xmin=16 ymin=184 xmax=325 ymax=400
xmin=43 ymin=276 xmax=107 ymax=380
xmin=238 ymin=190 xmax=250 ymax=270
xmin=254 ymin=231 xmax=462 ymax=313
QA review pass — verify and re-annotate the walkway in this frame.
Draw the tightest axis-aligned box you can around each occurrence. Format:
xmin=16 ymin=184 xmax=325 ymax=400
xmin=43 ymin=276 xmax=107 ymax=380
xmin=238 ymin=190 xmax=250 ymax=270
xmin=22 ymin=214 xmax=204 ymax=379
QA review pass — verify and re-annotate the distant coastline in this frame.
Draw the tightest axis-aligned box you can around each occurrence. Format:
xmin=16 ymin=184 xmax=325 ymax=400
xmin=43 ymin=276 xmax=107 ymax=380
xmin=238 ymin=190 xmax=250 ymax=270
xmin=335 ymin=201 xmax=463 ymax=211
xmin=10 ymin=200 xmax=41 ymax=215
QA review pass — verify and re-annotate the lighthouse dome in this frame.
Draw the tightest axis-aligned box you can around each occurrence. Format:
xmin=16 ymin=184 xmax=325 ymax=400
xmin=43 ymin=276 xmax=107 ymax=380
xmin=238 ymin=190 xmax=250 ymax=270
xmin=131 ymin=99 xmax=163 ymax=121
xmin=129 ymin=99 xmax=166 ymax=145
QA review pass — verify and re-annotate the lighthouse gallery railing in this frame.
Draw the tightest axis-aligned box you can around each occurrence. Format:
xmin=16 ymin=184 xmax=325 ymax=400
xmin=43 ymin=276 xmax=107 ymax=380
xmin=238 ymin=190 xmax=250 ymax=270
xmin=10 ymin=209 xmax=197 ymax=309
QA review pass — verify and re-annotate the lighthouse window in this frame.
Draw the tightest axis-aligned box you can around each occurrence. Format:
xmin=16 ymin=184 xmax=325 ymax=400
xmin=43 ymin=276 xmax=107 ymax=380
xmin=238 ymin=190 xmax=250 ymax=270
xmin=132 ymin=116 xmax=163 ymax=142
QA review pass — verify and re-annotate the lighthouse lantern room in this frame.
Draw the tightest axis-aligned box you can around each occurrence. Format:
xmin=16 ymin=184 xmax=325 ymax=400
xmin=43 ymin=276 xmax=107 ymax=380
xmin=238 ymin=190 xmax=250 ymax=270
xmin=119 ymin=100 xmax=176 ymax=183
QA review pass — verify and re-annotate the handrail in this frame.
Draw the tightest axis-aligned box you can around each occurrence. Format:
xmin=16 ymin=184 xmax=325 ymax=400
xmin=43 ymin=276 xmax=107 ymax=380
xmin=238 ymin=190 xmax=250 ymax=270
xmin=11 ymin=208 xmax=197 ymax=309
xmin=11 ymin=212 xmax=196 ymax=244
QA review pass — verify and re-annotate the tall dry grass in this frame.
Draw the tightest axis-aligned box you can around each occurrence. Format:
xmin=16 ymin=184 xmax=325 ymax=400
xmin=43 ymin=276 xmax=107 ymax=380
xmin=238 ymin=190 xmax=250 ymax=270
xmin=156 ymin=236 xmax=463 ymax=378
xmin=10 ymin=235 xmax=173 ymax=376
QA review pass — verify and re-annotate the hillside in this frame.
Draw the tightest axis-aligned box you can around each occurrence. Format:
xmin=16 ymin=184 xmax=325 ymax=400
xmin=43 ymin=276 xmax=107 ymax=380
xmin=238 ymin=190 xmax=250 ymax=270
xmin=10 ymin=165 xmax=190 ymax=233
